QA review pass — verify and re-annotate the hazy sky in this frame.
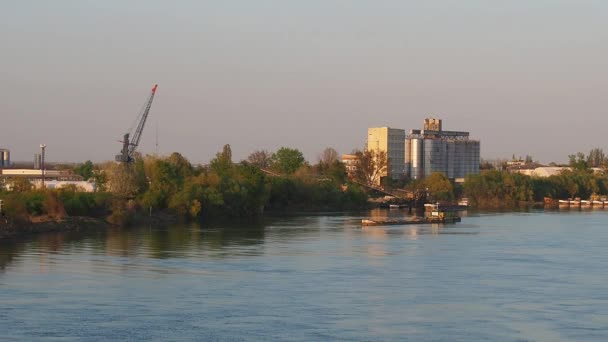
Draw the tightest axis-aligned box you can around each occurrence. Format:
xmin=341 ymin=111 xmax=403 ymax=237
xmin=2 ymin=1 xmax=607 ymax=164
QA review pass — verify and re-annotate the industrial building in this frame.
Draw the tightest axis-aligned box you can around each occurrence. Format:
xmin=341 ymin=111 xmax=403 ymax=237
xmin=34 ymin=153 xmax=42 ymax=169
xmin=367 ymin=127 xmax=406 ymax=183
xmin=0 ymin=148 xmax=10 ymax=167
xmin=0 ymin=169 xmax=95 ymax=192
xmin=405 ymin=118 xmax=480 ymax=180
xmin=365 ymin=119 xmax=480 ymax=183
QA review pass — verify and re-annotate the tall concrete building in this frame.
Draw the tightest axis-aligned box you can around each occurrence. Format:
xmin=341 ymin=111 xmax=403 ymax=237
xmin=367 ymin=127 xmax=406 ymax=183
xmin=405 ymin=118 xmax=480 ymax=180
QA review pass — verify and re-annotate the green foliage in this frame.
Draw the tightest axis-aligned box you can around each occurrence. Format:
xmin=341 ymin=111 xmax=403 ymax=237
xmin=315 ymin=159 xmax=347 ymax=184
xmin=266 ymin=176 xmax=367 ymax=211
xmin=423 ymin=172 xmax=454 ymax=201
xmin=464 ymin=170 xmax=534 ymax=208
xmin=9 ymin=178 xmax=33 ymax=192
xmin=23 ymin=192 xmax=46 ymax=216
xmin=58 ymin=187 xmax=112 ymax=216
xmin=2 ymin=194 xmax=28 ymax=221
xmin=587 ymin=148 xmax=605 ymax=168
xmin=271 ymin=147 xmax=305 ymax=175
xmin=2 ymin=146 xmax=366 ymax=223
xmin=74 ymin=160 xmax=94 ymax=180
xmin=464 ymin=168 xmax=608 ymax=208
xmin=2 ymin=190 xmax=69 ymax=219
xmin=91 ymin=169 xmax=108 ymax=192
xmin=569 ymin=152 xmax=588 ymax=171
xmin=325 ymin=160 xmax=347 ymax=184
xmin=210 ymin=144 xmax=233 ymax=175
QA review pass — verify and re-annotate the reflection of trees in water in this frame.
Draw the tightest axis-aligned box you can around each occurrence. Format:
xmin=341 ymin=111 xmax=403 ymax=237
xmin=0 ymin=239 xmax=27 ymax=272
xmin=0 ymin=230 xmax=84 ymax=272
xmin=0 ymin=215 xmax=339 ymax=270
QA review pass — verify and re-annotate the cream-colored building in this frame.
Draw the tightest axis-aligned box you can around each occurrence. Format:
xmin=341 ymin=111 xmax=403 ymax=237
xmin=341 ymin=154 xmax=359 ymax=178
xmin=367 ymin=127 xmax=406 ymax=183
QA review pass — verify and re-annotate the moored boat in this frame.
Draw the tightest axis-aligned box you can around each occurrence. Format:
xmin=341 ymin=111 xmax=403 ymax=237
xmin=458 ymin=198 xmax=469 ymax=207
xmin=362 ymin=204 xmax=461 ymax=226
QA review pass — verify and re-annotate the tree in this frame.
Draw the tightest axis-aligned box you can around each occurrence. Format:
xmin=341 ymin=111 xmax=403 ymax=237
xmin=74 ymin=160 xmax=94 ymax=180
xmin=91 ymin=169 xmax=108 ymax=192
xmin=319 ymin=147 xmax=339 ymax=166
xmin=105 ymin=163 xmax=140 ymax=199
xmin=271 ymin=147 xmax=305 ymax=174
xmin=210 ymin=144 xmax=234 ymax=175
xmin=221 ymin=144 xmax=232 ymax=162
xmin=479 ymin=159 xmax=494 ymax=170
xmin=423 ymin=172 xmax=454 ymax=201
xmin=587 ymin=148 xmax=605 ymax=168
xmin=354 ymin=149 xmax=388 ymax=186
xmin=247 ymin=150 xmax=272 ymax=168
xmin=168 ymin=152 xmax=193 ymax=181
xmin=569 ymin=152 xmax=588 ymax=170
xmin=325 ymin=160 xmax=347 ymax=184
xmin=9 ymin=178 xmax=33 ymax=192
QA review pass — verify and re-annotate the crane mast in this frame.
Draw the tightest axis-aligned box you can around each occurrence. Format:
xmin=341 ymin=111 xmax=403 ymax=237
xmin=116 ymin=84 xmax=158 ymax=163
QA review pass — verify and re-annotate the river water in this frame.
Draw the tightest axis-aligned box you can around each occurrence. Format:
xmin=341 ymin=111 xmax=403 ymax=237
xmin=1 ymin=210 xmax=608 ymax=341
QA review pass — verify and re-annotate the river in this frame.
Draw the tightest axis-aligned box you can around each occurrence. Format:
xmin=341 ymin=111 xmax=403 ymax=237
xmin=1 ymin=210 xmax=608 ymax=341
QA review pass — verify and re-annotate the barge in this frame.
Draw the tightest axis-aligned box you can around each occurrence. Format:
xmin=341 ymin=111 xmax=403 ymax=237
xmin=362 ymin=204 xmax=461 ymax=226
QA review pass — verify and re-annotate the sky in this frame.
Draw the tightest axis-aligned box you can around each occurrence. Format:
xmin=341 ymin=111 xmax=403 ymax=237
xmin=1 ymin=0 xmax=607 ymax=164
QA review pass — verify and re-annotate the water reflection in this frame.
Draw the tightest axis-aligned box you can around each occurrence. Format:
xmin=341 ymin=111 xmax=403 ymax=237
xmin=3 ymin=212 xmax=608 ymax=341
xmin=0 ymin=211 xmax=480 ymax=273
xmin=0 ymin=215 xmax=345 ymax=272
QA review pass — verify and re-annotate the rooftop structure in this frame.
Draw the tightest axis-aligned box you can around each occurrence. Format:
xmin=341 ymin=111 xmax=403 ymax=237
xmin=405 ymin=118 xmax=480 ymax=179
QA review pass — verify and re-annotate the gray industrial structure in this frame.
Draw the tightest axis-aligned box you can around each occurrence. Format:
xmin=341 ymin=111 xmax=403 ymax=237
xmin=0 ymin=148 xmax=10 ymax=167
xmin=405 ymin=118 xmax=480 ymax=180
xmin=34 ymin=153 xmax=42 ymax=169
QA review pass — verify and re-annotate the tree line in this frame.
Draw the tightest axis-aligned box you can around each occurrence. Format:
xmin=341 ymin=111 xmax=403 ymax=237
xmin=1 ymin=145 xmax=367 ymax=225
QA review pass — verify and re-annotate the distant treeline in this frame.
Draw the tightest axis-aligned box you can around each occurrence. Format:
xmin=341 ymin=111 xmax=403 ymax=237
xmin=3 ymin=146 xmax=608 ymax=224
xmin=464 ymin=150 xmax=608 ymax=209
xmin=1 ymin=145 xmax=367 ymax=225
xmin=464 ymin=169 xmax=608 ymax=209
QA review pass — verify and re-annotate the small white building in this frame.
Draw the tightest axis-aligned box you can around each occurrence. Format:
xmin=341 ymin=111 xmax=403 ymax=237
xmin=514 ymin=167 xmax=570 ymax=178
xmin=32 ymin=180 xmax=96 ymax=192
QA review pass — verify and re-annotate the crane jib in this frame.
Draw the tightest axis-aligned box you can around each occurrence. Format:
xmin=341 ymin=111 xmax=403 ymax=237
xmin=115 ymin=84 xmax=158 ymax=163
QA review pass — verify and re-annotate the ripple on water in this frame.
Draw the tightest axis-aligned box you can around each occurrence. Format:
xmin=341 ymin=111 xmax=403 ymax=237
xmin=1 ymin=212 xmax=608 ymax=341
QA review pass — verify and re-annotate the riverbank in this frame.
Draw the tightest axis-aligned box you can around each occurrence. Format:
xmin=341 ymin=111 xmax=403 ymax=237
xmin=0 ymin=216 xmax=109 ymax=240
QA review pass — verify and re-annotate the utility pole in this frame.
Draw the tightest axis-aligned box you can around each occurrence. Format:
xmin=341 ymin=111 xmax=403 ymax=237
xmin=40 ymin=144 xmax=46 ymax=189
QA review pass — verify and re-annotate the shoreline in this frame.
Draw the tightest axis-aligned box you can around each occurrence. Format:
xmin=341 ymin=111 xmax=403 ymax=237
xmin=0 ymin=216 xmax=109 ymax=240
xmin=2 ymin=205 xmax=605 ymax=240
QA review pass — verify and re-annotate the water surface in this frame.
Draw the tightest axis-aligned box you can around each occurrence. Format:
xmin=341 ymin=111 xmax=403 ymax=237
xmin=1 ymin=210 xmax=608 ymax=341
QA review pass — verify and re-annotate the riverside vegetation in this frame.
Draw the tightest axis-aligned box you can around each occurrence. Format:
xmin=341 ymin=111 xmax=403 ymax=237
xmin=0 ymin=146 xmax=367 ymax=228
xmin=2 ymin=146 xmax=608 ymax=230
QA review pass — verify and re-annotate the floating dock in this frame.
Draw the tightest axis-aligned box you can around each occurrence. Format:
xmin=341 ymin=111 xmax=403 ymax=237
xmin=557 ymin=198 xmax=607 ymax=209
xmin=362 ymin=205 xmax=461 ymax=226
